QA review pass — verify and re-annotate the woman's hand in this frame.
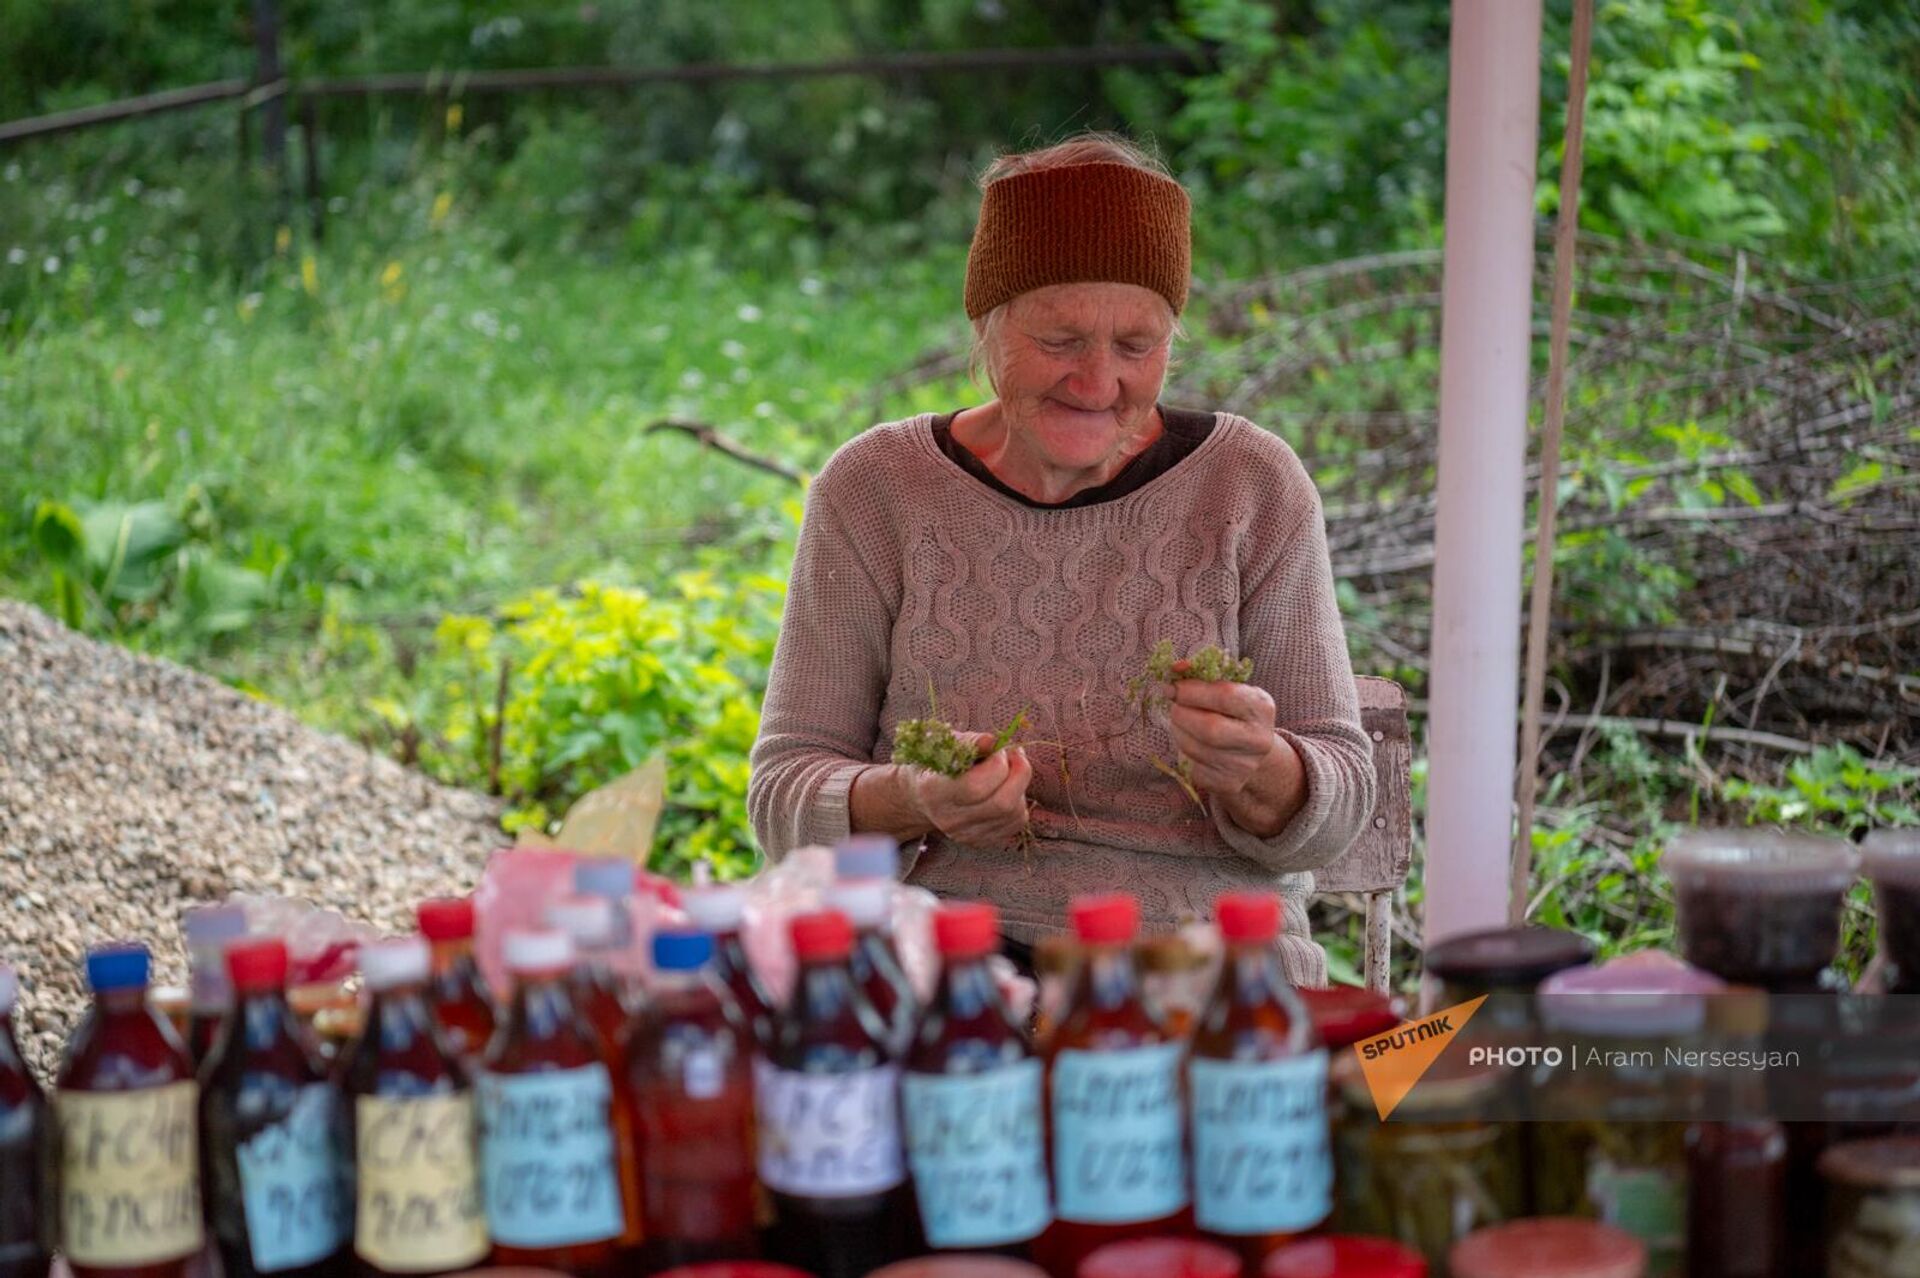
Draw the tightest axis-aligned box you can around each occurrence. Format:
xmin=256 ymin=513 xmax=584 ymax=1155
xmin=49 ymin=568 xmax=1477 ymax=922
xmin=904 ymin=734 xmax=1034 ymax=847
xmin=1166 ymin=669 xmax=1281 ymax=798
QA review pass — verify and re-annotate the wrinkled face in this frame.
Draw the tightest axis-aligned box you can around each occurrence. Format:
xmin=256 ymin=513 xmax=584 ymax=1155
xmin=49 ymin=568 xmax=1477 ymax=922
xmin=981 ymin=282 xmax=1176 ymax=472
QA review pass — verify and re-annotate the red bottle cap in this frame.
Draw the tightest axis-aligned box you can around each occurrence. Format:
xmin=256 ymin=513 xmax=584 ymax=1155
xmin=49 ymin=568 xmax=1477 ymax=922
xmin=1217 ymin=891 xmax=1282 ymax=943
xmin=417 ymin=896 xmax=477 ymax=942
xmin=790 ymin=909 xmax=854 ymax=962
xmin=1080 ymin=1239 xmax=1243 ymax=1278
xmin=934 ymin=902 xmax=1000 ymax=959
xmin=653 ymin=1265 xmax=819 ymax=1278
xmin=1070 ymin=893 xmax=1139 ymax=945
xmin=225 ymin=937 xmax=290 ymax=994
xmin=1265 ymin=1236 xmax=1429 ymax=1278
xmin=1448 ymin=1218 xmax=1646 ymax=1278
xmin=1297 ymin=984 xmax=1402 ymax=1049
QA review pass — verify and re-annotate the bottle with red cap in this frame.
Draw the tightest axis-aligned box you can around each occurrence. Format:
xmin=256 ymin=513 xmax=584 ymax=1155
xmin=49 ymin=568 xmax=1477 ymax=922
xmin=547 ymin=895 xmax=634 ymax=1057
xmin=1076 ymin=1238 xmax=1244 ymax=1278
xmin=680 ymin=885 xmax=777 ymax=1046
xmin=902 ymin=902 xmax=1051 ymax=1258
xmin=1188 ymin=893 xmax=1332 ymax=1269
xmin=1263 ymin=1236 xmax=1428 ymax=1278
xmin=1033 ymin=894 xmax=1189 ymax=1278
xmin=0 ymin=964 xmax=52 ymax=1278
xmin=823 ymin=877 xmax=918 ymax=1059
xmin=56 ymin=943 xmax=203 ymax=1278
xmin=337 ymin=938 xmax=487 ymax=1278
xmin=415 ymin=897 xmax=496 ymax=1066
xmin=476 ymin=929 xmax=629 ymax=1277
xmin=626 ymin=929 xmax=760 ymax=1269
xmin=200 ymin=938 xmax=350 ymax=1278
xmin=756 ymin=908 xmax=917 ymax=1278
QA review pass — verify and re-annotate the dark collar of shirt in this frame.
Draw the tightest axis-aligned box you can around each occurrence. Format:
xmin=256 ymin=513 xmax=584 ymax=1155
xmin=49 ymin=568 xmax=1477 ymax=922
xmin=930 ymin=405 xmax=1217 ymax=510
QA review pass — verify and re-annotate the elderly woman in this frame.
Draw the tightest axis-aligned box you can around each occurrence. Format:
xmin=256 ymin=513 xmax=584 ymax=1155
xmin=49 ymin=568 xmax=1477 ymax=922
xmin=747 ymin=134 xmax=1374 ymax=984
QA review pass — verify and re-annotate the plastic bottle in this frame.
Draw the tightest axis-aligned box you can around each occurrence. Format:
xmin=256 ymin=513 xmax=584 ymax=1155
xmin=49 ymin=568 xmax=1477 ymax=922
xmin=1189 ymin=893 xmax=1332 ymax=1269
xmin=756 ymin=909 xmax=916 ymax=1278
xmin=337 ymin=938 xmax=488 ymax=1278
xmin=182 ymin=903 xmax=249 ymax=1068
xmin=476 ymin=929 xmax=627 ymax=1277
xmin=573 ymin=857 xmax=638 ymax=948
xmin=902 ymin=902 xmax=1050 ymax=1257
xmin=626 ymin=929 xmax=759 ymax=1269
xmin=415 ymin=897 xmax=496 ymax=1066
xmin=1034 ymin=895 xmax=1189 ymax=1278
xmin=55 ymin=943 xmax=203 ymax=1278
xmin=547 ymin=895 xmax=634 ymax=1055
xmin=199 ymin=937 xmax=349 ymax=1278
xmin=822 ymin=878 xmax=917 ymax=1058
xmin=680 ymin=885 xmax=777 ymax=1046
xmin=0 ymin=964 xmax=53 ymax=1278
xmin=833 ymin=833 xmax=900 ymax=882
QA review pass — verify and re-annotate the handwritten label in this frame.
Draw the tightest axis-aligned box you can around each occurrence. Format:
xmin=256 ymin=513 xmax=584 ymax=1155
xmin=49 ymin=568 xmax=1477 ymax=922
xmin=477 ymin=1065 xmax=624 ymax=1248
xmin=903 ymin=1060 xmax=1051 ymax=1248
xmin=754 ymin=1059 xmax=903 ymax=1197
xmin=1050 ymin=1044 xmax=1186 ymax=1224
xmin=354 ymin=1093 xmax=488 ymax=1273
xmin=57 ymin=1081 xmax=204 ymax=1266
xmin=1189 ymin=1052 xmax=1331 ymax=1235
xmin=236 ymin=1084 xmax=350 ymax=1272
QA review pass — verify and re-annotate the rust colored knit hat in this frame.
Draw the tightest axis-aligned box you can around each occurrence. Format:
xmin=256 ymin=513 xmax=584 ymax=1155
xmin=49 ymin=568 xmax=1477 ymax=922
xmin=964 ymin=162 xmax=1192 ymax=320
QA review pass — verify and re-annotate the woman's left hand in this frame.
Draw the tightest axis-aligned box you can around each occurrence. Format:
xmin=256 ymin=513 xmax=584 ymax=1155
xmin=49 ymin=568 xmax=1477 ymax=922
xmin=1166 ymin=673 xmax=1280 ymax=798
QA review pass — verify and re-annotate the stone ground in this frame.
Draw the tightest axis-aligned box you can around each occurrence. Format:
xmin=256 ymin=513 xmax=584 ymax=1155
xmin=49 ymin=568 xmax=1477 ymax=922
xmin=0 ymin=600 xmax=503 ymax=1076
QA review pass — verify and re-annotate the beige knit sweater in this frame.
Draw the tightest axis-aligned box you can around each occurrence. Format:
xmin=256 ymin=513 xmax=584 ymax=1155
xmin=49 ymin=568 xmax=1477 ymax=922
xmin=747 ymin=412 xmax=1376 ymax=985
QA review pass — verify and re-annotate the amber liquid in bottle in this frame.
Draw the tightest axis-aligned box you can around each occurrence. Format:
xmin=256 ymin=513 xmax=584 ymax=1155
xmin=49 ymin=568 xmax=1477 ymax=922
xmin=425 ymin=939 xmax=494 ymax=1066
xmin=56 ymin=948 xmax=203 ymax=1278
xmin=1188 ymin=897 xmax=1331 ymax=1272
xmin=828 ymin=882 xmax=919 ymax=1058
xmin=1034 ymin=898 xmax=1189 ymax=1278
xmin=477 ymin=943 xmax=627 ymax=1278
xmin=711 ymin=928 xmax=777 ymax=1047
xmin=626 ymin=931 xmax=759 ymax=1269
xmin=0 ymin=970 xmax=52 ymax=1278
xmin=200 ymin=942 xmax=348 ymax=1278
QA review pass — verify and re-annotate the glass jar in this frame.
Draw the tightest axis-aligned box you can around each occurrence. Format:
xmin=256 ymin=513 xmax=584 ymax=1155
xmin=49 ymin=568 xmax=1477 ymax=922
xmin=1447 ymin=1219 xmax=1646 ymax=1278
xmin=1820 ymin=1137 xmax=1920 ymax=1278
xmin=1663 ymin=828 xmax=1859 ymax=991
xmin=1425 ymin=927 xmax=1595 ymax=1032
xmin=1138 ymin=933 xmax=1211 ymax=1040
xmin=1865 ymin=829 xmax=1920 ymax=994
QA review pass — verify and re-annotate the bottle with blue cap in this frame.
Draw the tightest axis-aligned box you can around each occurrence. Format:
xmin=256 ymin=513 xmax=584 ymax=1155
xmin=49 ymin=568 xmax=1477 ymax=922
xmin=624 ymin=929 xmax=758 ymax=1269
xmin=56 ymin=943 xmax=204 ymax=1278
xmin=0 ymin=963 xmax=53 ymax=1278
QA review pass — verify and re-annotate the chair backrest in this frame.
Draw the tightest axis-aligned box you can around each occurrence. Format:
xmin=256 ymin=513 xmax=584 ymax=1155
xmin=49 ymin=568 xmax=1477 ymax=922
xmin=1312 ymin=675 xmax=1413 ymax=895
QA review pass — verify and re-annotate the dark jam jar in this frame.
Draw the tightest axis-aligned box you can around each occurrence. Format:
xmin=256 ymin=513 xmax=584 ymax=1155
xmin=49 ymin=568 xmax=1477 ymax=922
xmin=56 ymin=943 xmax=203 ymax=1278
xmin=902 ymin=902 xmax=1050 ymax=1258
xmin=679 ymin=885 xmax=777 ymax=1046
xmin=200 ymin=938 xmax=349 ymax=1278
xmin=336 ymin=938 xmax=488 ymax=1278
xmin=546 ymin=895 xmax=634 ymax=1056
xmin=756 ymin=909 xmax=917 ymax=1278
xmin=626 ymin=929 xmax=759 ymax=1270
xmin=476 ymin=929 xmax=626 ymax=1277
xmin=182 ymin=903 xmax=249 ymax=1069
xmin=1865 ymin=829 xmax=1920 ymax=993
xmin=415 ymin=897 xmax=496 ymax=1066
xmin=1189 ymin=893 xmax=1331 ymax=1271
xmin=822 ymin=878 xmax=918 ymax=1059
xmin=1424 ymin=926 xmax=1595 ymax=1026
xmin=1663 ymin=827 xmax=1859 ymax=992
xmin=0 ymin=964 xmax=53 ymax=1278
xmin=1034 ymin=894 xmax=1189 ymax=1278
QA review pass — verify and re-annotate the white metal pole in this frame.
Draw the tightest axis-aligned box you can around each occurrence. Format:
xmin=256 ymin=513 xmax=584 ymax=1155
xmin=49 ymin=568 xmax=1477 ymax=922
xmin=1424 ymin=0 xmax=1544 ymax=950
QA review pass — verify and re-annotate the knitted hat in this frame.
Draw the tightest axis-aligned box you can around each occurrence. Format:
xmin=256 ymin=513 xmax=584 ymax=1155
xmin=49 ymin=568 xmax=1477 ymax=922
xmin=963 ymin=162 xmax=1192 ymax=320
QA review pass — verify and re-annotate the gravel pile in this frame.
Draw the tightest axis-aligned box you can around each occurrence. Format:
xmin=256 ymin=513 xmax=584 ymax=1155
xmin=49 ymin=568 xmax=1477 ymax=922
xmin=0 ymin=601 xmax=504 ymax=1077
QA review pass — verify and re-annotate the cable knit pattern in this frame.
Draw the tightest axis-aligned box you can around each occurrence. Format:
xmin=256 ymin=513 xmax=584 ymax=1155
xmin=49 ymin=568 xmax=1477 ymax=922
xmin=747 ymin=412 xmax=1376 ymax=987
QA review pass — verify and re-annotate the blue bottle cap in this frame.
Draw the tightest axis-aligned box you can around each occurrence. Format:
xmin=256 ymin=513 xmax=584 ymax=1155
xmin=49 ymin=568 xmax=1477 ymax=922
xmin=574 ymin=858 xmax=635 ymax=898
xmin=652 ymin=929 xmax=714 ymax=972
xmin=834 ymin=834 xmax=899 ymax=881
xmin=85 ymin=944 xmax=151 ymax=993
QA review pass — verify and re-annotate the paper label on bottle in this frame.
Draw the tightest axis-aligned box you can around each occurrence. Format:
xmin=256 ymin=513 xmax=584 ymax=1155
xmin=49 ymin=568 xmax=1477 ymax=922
xmin=1189 ymin=1052 xmax=1332 ymax=1235
xmin=235 ymin=1083 xmax=350 ymax=1272
xmin=1050 ymin=1044 xmax=1187 ymax=1224
xmin=477 ymin=1065 xmax=625 ymax=1248
xmin=753 ymin=1059 xmax=904 ymax=1197
xmin=902 ymin=1059 xmax=1051 ymax=1248
xmin=57 ymin=1081 xmax=205 ymax=1266
xmin=354 ymin=1093 xmax=488 ymax=1273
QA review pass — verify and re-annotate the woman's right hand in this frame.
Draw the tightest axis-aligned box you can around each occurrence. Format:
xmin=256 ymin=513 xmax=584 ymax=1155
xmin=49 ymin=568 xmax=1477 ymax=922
xmin=904 ymin=734 xmax=1034 ymax=847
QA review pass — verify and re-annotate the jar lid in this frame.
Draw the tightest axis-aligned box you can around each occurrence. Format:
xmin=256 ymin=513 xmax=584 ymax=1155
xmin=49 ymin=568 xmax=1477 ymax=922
xmin=1538 ymin=951 xmax=1724 ymax=1037
xmin=1299 ymin=984 xmax=1402 ymax=1048
xmin=1663 ymin=828 xmax=1859 ymax=896
xmin=651 ymin=1266 xmax=818 ymax=1278
xmin=1079 ymin=1238 xmax=1243 ymax=1278
xmin=1864 ymin=828 xmax=1920 ymax=888
xmin=869 ymin=1259 xmax=1049 ymax=1278
xmin=1426 ymin=927 xmax=1596 ymax=987
xmin=1818 ymin=1136 xmax=1920 ymax=1189
xmin=1264 ymin=1235 xmax=1428 ymax=1278
xmin=1448 ymin=1218 xmax=1646 ymax=1278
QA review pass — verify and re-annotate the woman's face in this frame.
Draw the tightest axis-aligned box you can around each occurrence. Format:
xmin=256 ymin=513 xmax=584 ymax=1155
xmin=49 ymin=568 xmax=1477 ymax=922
xmin=983 ymin=282 xmax=1175 ymax=473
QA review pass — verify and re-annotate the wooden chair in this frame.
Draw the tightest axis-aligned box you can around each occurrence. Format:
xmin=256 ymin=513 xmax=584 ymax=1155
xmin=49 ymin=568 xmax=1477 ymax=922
xmin=1311 ymin=676 xmax=1413 ymax=993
